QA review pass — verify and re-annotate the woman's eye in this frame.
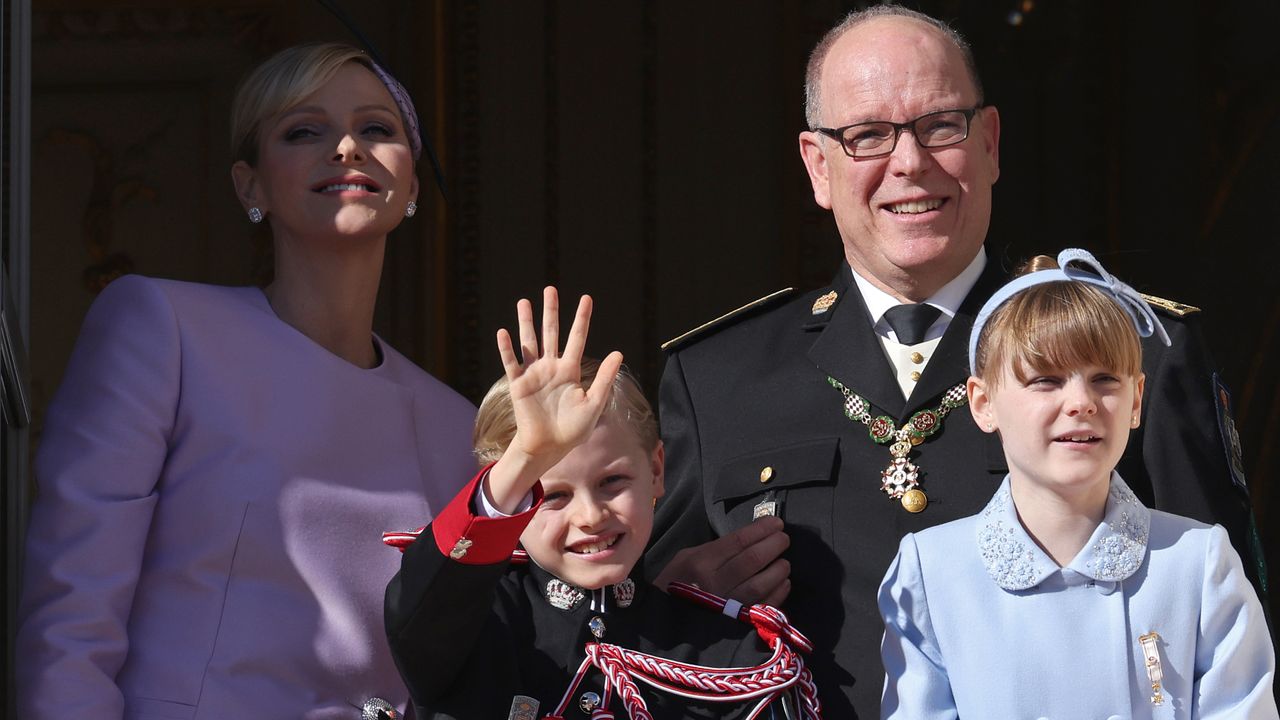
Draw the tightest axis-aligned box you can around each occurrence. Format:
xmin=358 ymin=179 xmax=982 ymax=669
xmin=363 ymin=122 xmax=394 ymax=138
xmin=284 ymin=126 xmax=318 ymax=141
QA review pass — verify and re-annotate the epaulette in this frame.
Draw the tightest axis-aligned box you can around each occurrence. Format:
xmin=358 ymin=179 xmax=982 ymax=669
xmin=661 ymin=288 xmax=794 ymax=352
xmin=1141 ymin=293 xmax=1200 ymax=317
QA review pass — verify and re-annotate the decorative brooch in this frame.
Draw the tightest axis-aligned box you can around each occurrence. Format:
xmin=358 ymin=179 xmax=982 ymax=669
xmin=1138 ymin=631 xmax=1165 ymax=705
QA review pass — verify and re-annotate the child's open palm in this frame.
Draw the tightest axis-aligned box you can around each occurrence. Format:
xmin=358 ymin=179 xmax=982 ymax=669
xmin=485 ymin=287 xmax=623 ymax=511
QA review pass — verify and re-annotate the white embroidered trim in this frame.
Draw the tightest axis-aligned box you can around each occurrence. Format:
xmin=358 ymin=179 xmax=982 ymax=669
xmin=977 ymin=474 xmax=1150 ymax=590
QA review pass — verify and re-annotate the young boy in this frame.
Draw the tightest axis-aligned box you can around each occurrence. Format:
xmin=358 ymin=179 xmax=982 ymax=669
xmin=385 ymin=288 xmax=818 ymax=719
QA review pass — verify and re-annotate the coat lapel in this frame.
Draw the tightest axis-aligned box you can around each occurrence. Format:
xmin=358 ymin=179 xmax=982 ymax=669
xmin=807 ymin=265 xmax=906 ymax=419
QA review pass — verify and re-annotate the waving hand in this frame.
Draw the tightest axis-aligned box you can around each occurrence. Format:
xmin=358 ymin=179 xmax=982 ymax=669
xmin=485 ymin=287 xmax=623 ymax=513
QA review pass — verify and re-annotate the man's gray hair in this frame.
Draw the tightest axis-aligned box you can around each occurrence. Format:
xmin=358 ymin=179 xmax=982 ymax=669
xmin=803 ymin=5 xmax=984 ymax=129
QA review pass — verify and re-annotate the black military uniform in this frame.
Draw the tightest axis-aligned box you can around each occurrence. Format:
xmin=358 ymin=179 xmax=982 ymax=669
xmin=645 ymin=256 xmax=1262 ymax=718
xmin=385 ymin=470 xmax=813 ymax=719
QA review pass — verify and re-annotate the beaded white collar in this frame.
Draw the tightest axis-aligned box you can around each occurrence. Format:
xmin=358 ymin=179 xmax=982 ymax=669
xmin=977 ymin=472 xmax=1151 ymax=591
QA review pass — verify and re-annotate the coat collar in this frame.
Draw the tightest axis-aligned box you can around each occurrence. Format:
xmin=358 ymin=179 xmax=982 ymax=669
xmin=807 ymin=264 xmax=905 ymax=417
xmin=528 ymin=560 xmax=639 ymax=613
xmin=977 ymin=472 xmax=1152 ymax=591
xmin=905 ymin=258 xmax=1005 ymax=414
xmin=806 ymin=254 xmax=1007 ymax=420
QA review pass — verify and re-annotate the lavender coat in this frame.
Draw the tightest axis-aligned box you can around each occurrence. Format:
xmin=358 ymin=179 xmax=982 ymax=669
xmin=17 ymin=275 xmax=477 ymax=719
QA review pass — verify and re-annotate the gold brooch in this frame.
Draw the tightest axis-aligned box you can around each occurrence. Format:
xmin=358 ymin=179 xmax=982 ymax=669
xmin=1138 ymin=631 xmax=1165 ymax=705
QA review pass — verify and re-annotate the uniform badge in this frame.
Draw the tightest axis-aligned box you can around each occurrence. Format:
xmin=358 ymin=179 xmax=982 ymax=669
xmin=507 ymin=695 xmax=539 ymax=720
xmin=811 ymin=290 xmax=838 ymax=315
xmin=449 ymin=537 xmax=473 ymax=560
xmin=1212 ymin=374 xmax=1248 ymax=494
xmin=612 ymin=578 xmax=636 ymax=608
xmin=753 ymin=499 xmax=779 ymax=519
xmin=753 ymin=487 xmax=781 ymax=519
xmin=545 ymin=579 xmax=585 ymax=611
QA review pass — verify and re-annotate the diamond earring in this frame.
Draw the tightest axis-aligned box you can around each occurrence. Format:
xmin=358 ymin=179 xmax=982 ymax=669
xmin=248 ymin=207 xmax=264 ymax=224
xmin=405 ymin=201 xmax=417 ymax=218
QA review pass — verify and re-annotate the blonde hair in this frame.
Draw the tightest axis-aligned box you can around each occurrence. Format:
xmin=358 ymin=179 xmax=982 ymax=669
xmin=230 ymin=42 xmax=374 ymax=166
xmin=472 ymin=359 xmax=659 ymax=466
xmin=972 ymin=255 xmax=1143 ymax=388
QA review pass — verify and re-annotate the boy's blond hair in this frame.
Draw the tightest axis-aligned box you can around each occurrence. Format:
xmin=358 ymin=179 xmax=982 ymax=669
xmin=472 ymin=359 xmax=658 ymax=466
xmin=973 ymin=255 xmax=1143 ymax=388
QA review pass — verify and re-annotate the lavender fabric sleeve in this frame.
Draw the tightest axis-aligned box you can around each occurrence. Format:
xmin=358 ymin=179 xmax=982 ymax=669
xmin=17 ymin=276 xmax=179 ymax=717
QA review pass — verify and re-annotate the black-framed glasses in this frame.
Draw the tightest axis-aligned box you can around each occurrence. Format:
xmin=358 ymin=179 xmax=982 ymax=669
xmin=814 ymin=107 xmax=982 ymax=159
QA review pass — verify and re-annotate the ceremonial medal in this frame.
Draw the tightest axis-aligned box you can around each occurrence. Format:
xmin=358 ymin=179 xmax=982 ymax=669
xmin=828 ymin=378 xmax=967 ymax=511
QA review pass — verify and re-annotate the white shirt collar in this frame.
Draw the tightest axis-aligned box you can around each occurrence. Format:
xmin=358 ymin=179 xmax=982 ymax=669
xmin=850 ymin=247 xmax=987 ymax=340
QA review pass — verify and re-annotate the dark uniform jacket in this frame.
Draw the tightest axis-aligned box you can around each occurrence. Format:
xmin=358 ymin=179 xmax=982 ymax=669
xmin=385 ymin=470 xmax=805 ymax=719
xmin=645 ymin=256 xmax=1262 ymax=718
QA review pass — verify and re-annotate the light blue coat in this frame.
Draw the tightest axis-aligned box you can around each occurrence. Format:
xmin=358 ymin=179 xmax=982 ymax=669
xmin=879 ymin=473 xmax=1276 ymax=719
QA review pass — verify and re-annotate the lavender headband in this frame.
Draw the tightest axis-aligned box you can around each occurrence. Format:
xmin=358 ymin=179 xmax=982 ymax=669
xmin=967 ymin=248 xmax=1171 ymax=372
xmin=368 ymin=61 xmax=422 ymax=161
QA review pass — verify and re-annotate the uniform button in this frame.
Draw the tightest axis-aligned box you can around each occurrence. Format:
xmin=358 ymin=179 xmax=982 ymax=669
xmin=580 ymin=691 xmax=602 ymax=712
xmin=910 ymin=371 xmax=921 ymax=382
xmin=759 ymin=466 xmax=774 ymax=483
xmin=361 ymin=697 xmax=399 ymax=720
xmin=910 ymin=351 xmax=924 ymax=364
xmin=449 ymin=538 xmax=473 ymax=560
xmin=589 ymin=615 xmax=606 ymax=638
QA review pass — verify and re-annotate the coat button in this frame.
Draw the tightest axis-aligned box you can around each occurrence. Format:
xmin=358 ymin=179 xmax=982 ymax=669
xmin=589 ymin=615 xmax=606 ymax=638
xmin=759 ymin=466 xmax=774 ymax=483
xmin=910 ymin=351 xmax=924 ymax=364
xmin=449 ymin=537 xmax=473 ymax=560
xmin=580 ymin=691 xmax=602 ymax=712
xmin=362 ymin=697 xmax=399 ymax=720
xmin=910 ymin=371 xmax=921 ymax=382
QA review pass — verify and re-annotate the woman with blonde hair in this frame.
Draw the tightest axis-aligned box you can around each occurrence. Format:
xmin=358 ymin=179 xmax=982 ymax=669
xmin=16 ymin=43 xmax=474 ymax=718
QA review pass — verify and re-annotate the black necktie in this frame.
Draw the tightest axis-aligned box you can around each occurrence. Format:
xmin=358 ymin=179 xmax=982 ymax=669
xmin=883 ymin=303 xmax=941 ymax=345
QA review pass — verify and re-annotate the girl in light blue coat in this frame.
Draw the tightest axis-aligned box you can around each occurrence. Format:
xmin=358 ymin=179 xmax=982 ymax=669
xmin=878 ymin=249 xmax=1276 ymax=719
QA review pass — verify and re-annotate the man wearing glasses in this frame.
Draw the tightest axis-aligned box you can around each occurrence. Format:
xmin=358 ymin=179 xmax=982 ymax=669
xmin=646 ymin=6 xmax=1264 ymax=717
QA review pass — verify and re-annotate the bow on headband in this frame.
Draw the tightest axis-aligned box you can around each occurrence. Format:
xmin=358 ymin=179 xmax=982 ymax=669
xmin=968 ymin=248 xmax=1171 ymax=372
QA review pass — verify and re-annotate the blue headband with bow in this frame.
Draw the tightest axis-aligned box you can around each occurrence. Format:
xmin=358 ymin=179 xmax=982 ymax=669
xmin=968 ymin=248 xmax=1171 ymax=372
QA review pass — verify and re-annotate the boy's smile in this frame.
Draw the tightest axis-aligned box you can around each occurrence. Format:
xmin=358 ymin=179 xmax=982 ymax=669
xmin=520 ymin=415 xmax=665 ymax=590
